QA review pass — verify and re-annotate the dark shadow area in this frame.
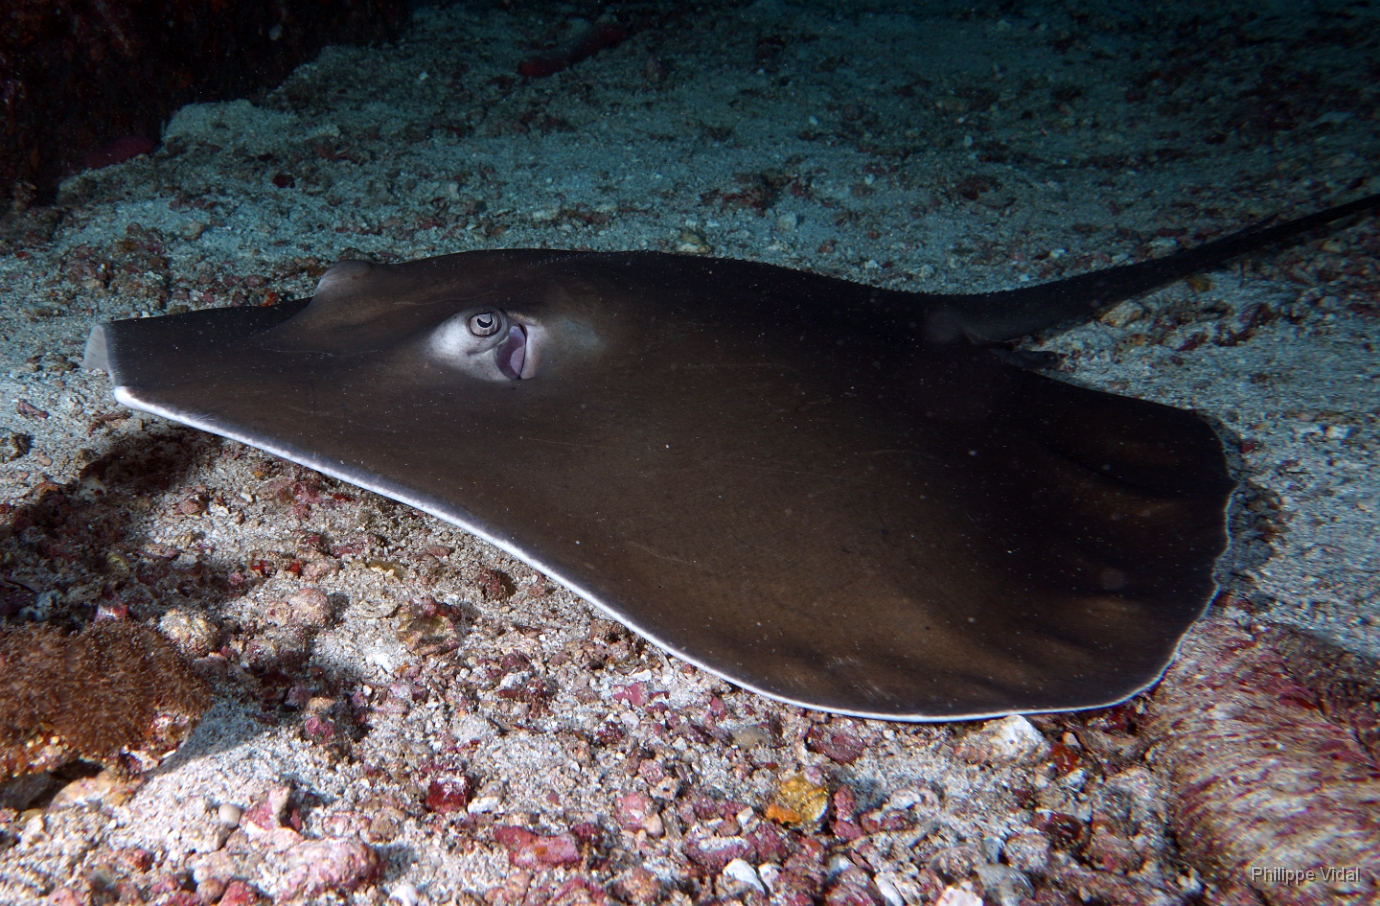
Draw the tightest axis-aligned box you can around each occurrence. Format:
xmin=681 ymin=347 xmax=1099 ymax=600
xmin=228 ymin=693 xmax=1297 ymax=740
xmin=0 ymin=425 xmax=375 ymax=810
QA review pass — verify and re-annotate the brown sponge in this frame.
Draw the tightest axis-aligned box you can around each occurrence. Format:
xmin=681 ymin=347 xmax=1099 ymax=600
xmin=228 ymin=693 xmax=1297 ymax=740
xmin=0 ymin=620 xmax=212 ymax=780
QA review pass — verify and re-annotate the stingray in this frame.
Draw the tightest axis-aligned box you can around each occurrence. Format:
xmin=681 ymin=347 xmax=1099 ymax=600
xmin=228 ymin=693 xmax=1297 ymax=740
xmin=85 ymin=192 xmax=1379 ymax=720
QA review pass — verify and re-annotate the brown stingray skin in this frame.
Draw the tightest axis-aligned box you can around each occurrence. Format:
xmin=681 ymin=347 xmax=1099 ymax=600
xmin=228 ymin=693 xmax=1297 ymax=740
xmin=91 ymin=249 xmax=1236 ymax=719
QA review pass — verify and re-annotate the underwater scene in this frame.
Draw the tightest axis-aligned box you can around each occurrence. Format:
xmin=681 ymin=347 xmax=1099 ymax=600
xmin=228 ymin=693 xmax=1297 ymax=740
xmin=0 ymin=0 xmax=1377 ymax=903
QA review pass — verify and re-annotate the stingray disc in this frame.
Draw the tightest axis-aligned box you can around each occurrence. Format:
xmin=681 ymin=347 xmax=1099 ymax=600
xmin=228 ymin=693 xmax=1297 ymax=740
xmin=87 ymin=249 xmax=1235 ymax=719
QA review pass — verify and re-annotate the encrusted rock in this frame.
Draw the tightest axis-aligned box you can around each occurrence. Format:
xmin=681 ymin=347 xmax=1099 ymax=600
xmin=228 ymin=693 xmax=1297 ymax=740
xmin=275 ymin=836 xmax=380 ymax=900
xmin=158 ymin=608 xmax=220 ymax=657
xmin=261 ymin=587 xmax=333 ymax=630
xmin=1146 ymin=619 xmax=1380 ymax=906
xmin=494 ymin=826 xmax=581 ymax=868
xmin=806 ymin=720 xmax=867 ymax=764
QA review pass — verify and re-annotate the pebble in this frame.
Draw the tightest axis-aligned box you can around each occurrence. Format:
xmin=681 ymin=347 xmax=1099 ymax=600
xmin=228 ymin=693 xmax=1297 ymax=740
xmin=158 ymin=609 xmax=220 ymax=657
xmin=871 ymin=870 xmax=918 ymax=906
xmin=806 ymin=722 xmax=867 ymax=763
xmin=1100 ymin=300 xmax=1145 ymax=328
xmin=613 ymin=867 xmax=663 ymax=905
xmin=1001 ymin=832 xmax=1051 ymax=874
xmin=242 ymin=786 xmax=292 ymax=835
xmin=286 ymin=587 xmax=333 ymax=628
xmin=719 ymin=858 xmax=766 ymax=897
xmin=682 ymin=825 xmax=752 ymax=872
xmin=617 ymin=791 xmax=664 ymax=836
xmin=276 ymin=836 xmax=380 ymax=899
xmin=219 ymin=880 xmax=265 ymax=906
xmin=934 ymin=882 xmax=983 ymax=906
xmin=766 ymin=773 xmax=829 ymax=825
xmin=975 ymin=863 xmax=1034 ymax=906
xmin=675 ymin=230 xmax=712 ymax=254
xmin=728 ymin=724 xmax=773 ymax=749
xmin=48 ymin=769 xmax=138 ymax=810
xmin=955 ymin=714 xmax=1049 ymax=764
xmin=467 ymin=793 xmax=502 ymax=814
xmin=493 ymin=826 xmax=580 ymax=868
xmin=757 ymin=863 xmax=783 ymax=895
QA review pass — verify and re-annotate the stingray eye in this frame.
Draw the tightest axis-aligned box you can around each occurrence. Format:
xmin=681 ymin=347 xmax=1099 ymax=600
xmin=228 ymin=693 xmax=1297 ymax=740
xmin=468 ymin=310 xmax=503 ymax=337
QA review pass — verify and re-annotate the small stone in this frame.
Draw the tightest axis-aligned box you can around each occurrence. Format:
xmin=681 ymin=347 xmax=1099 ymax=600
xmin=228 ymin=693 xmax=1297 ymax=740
xmin=934 ymin=882 xmax=982 ymax=906
xmin=424 ymin=776 xmax=472 ymax=814
xmin=975 ymin=863 xmax=1033 ymax=906
xmin=928 ymin=844 xmax=985 ymax=880
xmin=242 ymin=786 xmax=292 ymax=835
xmin=806 ymin=722 xmax=867 ymax=764
xmin=390 ymin=881 xmax=420 ymax=906
xmin=217 ymin=803 xmax=244 ymax=827
xmin=286 ymin=587 xmax=333 ymax=627
xmin=159 ymin=608 xmax=220 ymax=657
xmin=493 ymin=826 xmax=581 ymax=868
xmin=719 ymin=858 xmax=766 ymax=897
xmin=276 ymin=836 xmax=379 ymax=899
xmin=728 ymin=724 xmax=773 ymax=749
xmin=757 ymin=863 xmax=783 ymax=895
xmin=1086 ymin=819 xmax=1140 ymax=873
xmin=397 ymin=597 xmax=465 ymax=655
xmin=0 ymin=432 xmax=32 ymax=462
xmin=775 ymin=213 xmax=798 ymax=232
xmin=197 ymin=877 xmax=228 ymax=903
xmin=955 ymin=715 xmax=1048 ymax=765
xmin=683 ymin=825 xmax=753 ymax=872
xmin=468 ymin=793 xmax=502 ymax=814
xmin=871 ymin=870 xmax=918 ymax=906
xmin=766 ymin=773 xmax=829 ymax=826
xmin=1001 ymin=832 xmax=1050 ymax=875
xmin=675 ymin=230 xmax=712 ymax=254
xmin=48 ymin=768 xmax=139 ymax=810
xmin=301 ymin=557 xmax=341 ymax=581
xmin=824 ymin=876 xmax=882 ymax=906
xmin=617 ymin=791 xmax=664 ymax=836
xmin=613 ymin=867 xmax=663 ymax=905
xmin=859 ymin=807 xmax=916 ymax=833
xmin=1100 ymin=300 xmax=1145 ymax=328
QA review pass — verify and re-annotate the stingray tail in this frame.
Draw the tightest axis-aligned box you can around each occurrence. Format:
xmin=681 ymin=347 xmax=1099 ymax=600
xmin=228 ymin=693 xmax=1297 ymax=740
xmin=929 ymin=191 xmax=1380 ymax=344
